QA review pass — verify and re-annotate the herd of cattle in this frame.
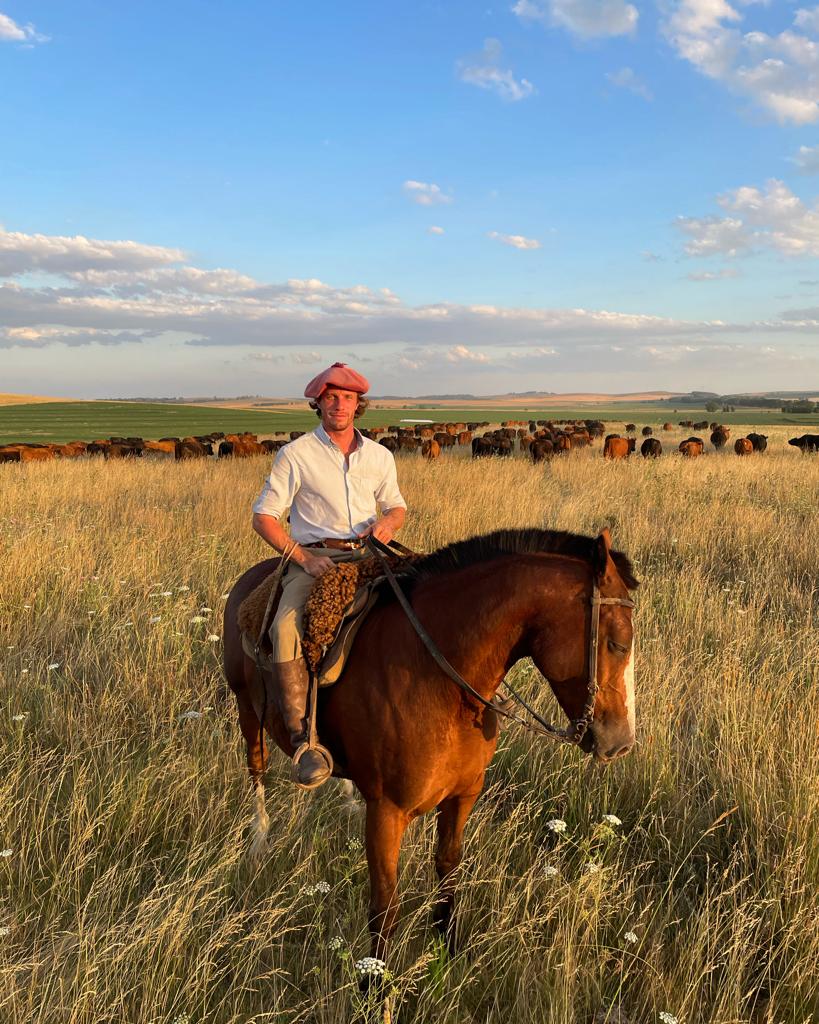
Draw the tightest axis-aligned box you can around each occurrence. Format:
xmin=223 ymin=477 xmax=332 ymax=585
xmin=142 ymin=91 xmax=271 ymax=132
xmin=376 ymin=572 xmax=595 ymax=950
xmin=1 ymin=421 xmax=818 ymax=465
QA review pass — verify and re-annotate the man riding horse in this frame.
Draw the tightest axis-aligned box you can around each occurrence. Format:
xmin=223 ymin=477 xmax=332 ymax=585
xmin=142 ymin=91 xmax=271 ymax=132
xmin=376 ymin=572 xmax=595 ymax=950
xmin=251 ymin=362 xmax=407 ymax=788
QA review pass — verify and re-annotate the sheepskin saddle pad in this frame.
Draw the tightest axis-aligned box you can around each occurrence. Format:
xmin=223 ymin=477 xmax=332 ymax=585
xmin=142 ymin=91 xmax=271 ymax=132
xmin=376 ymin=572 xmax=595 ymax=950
xmin=237 ymin=553 xmax=416 ymax=687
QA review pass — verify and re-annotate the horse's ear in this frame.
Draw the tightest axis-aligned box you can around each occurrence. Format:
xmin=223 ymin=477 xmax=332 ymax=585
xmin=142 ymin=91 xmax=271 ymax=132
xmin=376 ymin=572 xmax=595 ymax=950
xmin=593 ymin=528 xmax=612 ymax=579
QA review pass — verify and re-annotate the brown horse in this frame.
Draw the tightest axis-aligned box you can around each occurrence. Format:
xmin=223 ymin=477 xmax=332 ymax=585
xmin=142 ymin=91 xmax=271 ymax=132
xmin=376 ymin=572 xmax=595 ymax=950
xmin=222 ymin=527 xmax=639 ymax=962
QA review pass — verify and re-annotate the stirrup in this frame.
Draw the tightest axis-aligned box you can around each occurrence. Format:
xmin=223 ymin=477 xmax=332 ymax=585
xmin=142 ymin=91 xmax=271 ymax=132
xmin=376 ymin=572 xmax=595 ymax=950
xmin=291 ymin=741 xmax=334 ymax=790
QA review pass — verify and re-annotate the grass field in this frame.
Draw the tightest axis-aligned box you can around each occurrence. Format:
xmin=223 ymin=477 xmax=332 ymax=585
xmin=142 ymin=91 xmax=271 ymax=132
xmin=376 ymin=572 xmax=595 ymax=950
xmin=1 ymin=400 xmax=818 ymax=445
xmin=1 ymin=430 xmax=817 ymax=1023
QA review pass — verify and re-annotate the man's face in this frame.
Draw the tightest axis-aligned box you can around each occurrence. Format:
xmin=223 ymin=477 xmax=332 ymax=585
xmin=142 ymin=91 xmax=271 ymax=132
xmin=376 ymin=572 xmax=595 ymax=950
xmin=318 ymin=387 xmax=359 ymax=431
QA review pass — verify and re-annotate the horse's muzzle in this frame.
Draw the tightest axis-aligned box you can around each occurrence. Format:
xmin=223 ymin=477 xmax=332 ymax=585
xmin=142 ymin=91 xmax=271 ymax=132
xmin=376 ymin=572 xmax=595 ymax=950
xmin=585 ymin=724 xmax=634 ymax=763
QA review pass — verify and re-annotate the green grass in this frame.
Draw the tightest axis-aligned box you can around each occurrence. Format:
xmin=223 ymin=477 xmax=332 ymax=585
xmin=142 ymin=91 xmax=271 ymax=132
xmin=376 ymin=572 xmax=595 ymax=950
xmin=1 ymin=400 xmax=818 ymax=445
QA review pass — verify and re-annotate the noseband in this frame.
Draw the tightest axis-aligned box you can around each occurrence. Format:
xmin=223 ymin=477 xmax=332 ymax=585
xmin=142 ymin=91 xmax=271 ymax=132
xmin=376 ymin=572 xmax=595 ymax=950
xmin=366 ymin=536 xmax=635 ymax=745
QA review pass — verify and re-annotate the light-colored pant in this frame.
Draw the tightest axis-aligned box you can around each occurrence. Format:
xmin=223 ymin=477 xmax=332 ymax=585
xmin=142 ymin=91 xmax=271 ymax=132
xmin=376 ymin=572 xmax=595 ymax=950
xmin=269 ymin=546 xmax=371 ymax=662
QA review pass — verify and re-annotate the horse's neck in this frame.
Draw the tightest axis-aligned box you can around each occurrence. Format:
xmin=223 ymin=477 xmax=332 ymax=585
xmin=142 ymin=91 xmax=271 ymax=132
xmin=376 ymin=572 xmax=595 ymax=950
xmin=412 ymin=557 xmax=551 ymax=700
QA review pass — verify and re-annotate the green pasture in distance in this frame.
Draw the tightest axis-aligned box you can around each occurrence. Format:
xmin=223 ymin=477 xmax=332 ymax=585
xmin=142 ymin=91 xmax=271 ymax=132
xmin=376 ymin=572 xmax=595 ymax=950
xmin=1 ymin=400 xmax=817 ymax=445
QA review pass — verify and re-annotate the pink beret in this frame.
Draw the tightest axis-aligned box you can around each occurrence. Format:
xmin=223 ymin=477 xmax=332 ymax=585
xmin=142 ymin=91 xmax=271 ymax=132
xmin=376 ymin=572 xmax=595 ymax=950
xmin=303 ymin=362 xmax=370 ymax=399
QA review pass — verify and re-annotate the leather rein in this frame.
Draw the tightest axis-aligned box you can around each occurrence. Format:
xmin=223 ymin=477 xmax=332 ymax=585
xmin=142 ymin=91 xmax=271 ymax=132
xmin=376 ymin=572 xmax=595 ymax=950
xmin=365 ymin=535 xmax=635 ymax=745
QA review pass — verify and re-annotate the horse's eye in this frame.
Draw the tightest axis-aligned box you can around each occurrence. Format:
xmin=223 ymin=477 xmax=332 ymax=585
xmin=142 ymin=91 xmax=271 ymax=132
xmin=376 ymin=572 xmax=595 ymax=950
xmin=607 ymin=639 xmax=629 ymax=655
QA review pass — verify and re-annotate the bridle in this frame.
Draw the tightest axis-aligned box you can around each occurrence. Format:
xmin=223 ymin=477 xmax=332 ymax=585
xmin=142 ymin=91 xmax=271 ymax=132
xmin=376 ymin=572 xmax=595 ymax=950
xmin=366 ymin=535 xmax=635 ymax=746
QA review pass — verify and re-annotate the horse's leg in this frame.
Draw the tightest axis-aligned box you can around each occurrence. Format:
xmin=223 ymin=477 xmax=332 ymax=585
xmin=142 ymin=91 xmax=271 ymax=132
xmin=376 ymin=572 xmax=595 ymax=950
xmin=236 ymin=688 xmax=269 ymax=858
xmin=365 ymin=799 xmax=409 ymax=963
xmin=433 ymin=789 xmax=481 ymax=953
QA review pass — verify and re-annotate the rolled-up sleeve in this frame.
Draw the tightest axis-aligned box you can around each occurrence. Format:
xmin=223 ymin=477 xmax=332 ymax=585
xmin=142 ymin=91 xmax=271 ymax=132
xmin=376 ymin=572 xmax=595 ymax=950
xmin=374 ymin=452 xmax=407 ymax=511
xmin=252 ymin=448 xmax=300 ymax=518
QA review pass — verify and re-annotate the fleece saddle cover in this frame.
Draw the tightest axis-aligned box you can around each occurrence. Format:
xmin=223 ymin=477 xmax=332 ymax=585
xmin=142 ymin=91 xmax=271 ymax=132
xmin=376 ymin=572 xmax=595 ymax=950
xmin=238 ymin=555 xmax=411 ymax=686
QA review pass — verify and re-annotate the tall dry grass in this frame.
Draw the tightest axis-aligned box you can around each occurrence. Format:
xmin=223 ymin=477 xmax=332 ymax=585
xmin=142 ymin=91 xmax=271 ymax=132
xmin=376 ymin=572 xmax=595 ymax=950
xmin=0 ymin=428 xmax=817 ymax=1024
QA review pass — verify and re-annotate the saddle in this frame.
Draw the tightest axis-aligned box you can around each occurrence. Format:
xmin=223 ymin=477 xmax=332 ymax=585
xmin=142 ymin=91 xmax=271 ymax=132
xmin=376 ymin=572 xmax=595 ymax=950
xmin=237 ymin=554 xmax=414 ymax=686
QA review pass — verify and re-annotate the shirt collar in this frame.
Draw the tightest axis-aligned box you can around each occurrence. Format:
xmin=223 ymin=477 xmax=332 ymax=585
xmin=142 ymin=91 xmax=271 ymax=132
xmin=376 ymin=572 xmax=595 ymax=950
xmin=315 ymin=422 xmax=363 ymax=451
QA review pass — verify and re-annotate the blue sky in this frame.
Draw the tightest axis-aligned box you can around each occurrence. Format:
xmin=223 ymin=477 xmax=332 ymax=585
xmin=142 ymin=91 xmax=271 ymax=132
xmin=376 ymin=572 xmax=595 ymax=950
xmin=2 ymin=0 xmax=819 ymax=397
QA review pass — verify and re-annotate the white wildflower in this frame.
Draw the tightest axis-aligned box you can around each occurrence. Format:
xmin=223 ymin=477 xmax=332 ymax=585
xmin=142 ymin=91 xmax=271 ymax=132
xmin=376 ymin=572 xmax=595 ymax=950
xmin=11 ymin=713 xmax=28 ymax=722
xmin=206 ymin=634 xmax=220 ymax=642
xmin=47 ymin=663 xmax=60 ymax=671
xmin=659 ymin=1014 xmax=679 ymax=1024
xmin=199 ymin=606 xmax=212 ymax=613
xmin=177 ymin=585 xmax=190 ymax=592
xmin=602 ymin=814 xmax=622 ymax=826
xmin=301 ymin=880 xmax=331 ymax=896
xmin=161 ymin=591 xmax=173 ymax=597
xmin=20 ymin=669 xmax=28 ymax=675
xmin=327 ymin=935 xmax=344 ymax=951
xmin=355 ymin=956 xmax=386 ymax=977
xmin=178 ymin=711 xmax=202 ymax=721
xmin=149 ymin=616 xmax=161 ymax=624
xmin=0 ymin=925 xmax=9 ymax=936
xmin=585 ymin=862 xmax=601 ymax=874
xmin=346 ymin=837 xmax=363 ymax=852
xmin=546 ymin=819 xmax=567 ymax=834
xmin=543 ymin=865 xmax=559 ymax=877
xmin=190 ymin=615 xmax=206 ymax=624
xmin=0 ymin=849 xmax=12 ymax=858
xmin=624 ymin=930 xmax=638 ymax=944
xmin=203 ymin=706 xmax=214 ymax=712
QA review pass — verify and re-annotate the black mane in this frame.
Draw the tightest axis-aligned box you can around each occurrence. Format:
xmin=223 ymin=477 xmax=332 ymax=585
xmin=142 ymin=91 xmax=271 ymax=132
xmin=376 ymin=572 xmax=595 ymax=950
xmin=407 ymin=528 xmax=639 ymax=590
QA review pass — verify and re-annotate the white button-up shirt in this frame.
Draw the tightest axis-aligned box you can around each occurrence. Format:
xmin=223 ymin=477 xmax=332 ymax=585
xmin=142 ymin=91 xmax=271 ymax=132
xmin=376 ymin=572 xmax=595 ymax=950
xmin=252 ymin=424 xmax=407 ymax=543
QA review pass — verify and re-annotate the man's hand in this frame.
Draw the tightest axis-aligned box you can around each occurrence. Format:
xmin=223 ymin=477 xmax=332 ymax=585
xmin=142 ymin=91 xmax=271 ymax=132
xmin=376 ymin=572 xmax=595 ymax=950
xmin=357 ymin=507 xmax=405 ymax=546
xmin=300 ymin=553 xmax=336 ymax=578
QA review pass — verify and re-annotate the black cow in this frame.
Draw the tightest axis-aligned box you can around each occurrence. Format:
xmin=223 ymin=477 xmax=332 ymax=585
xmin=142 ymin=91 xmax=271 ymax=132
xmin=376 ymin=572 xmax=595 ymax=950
xmin=641 ymin=426 xmax=653 ymax=437
xmin=788 ymin=434 xmax=819 ymax=452
xmin=640 ymin=438 xmax=662 ymax=458
xmin=747 ymin=433 xmax=768 ymax=453
xmin=379 ymin=436 xmax=399 ymax=453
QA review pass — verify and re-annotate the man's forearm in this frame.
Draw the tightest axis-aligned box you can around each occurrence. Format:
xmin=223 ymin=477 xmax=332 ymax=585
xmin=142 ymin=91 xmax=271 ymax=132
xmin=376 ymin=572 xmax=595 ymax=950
xmin=381 ymin=507 xmax=406 ymax=532
xmin=252 ymin=513 xmax=309 ymax=566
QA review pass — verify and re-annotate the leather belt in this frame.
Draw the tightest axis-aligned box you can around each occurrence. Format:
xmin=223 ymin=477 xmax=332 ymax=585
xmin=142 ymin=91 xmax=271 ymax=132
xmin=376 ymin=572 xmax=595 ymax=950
xmin=303 ymin=537 xmax=364 ymax=550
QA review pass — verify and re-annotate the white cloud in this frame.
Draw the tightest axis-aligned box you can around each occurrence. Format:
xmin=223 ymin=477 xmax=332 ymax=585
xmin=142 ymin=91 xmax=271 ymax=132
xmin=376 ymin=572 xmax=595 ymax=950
xmin=790 ymin=144 xmax=819 ymax=174
xmin=458 ymin=38 xmax=536 ymax=101
xmin=0 ymin=11 xmax=47 ymax=43
xmin=446 ymin=344 xmax=491 ymax=363
xmin=487 ymin=230 xmax=542 ymax=250
xmin=246 ymin=350 xmax=322 ymax=364
xmin=662 ymin=1 xmax=819 ymax=124
xmin=3 ymin=218 xmax=819 ymax=395
xmin=402 ymin=181 xmax=452 ymax=206
xmin=686 ymin=268 xmax=740 ymax=280
xmin=0 ymin=228 xmax=185 ymax=277
xmin=513 ymin=0 xmax=638 ymax=39
xmin=678 ymin=179 xmax=819 ymax=257
xmin=428 ymin=225 xmax=445 ymax=235
xmin=606 ymin=67 xmax=653 ymax=100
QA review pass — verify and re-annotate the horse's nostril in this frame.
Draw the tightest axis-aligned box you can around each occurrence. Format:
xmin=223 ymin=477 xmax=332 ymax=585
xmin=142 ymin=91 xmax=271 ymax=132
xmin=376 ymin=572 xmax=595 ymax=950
xmin=605 ymin=744 xmax=632 ymax=760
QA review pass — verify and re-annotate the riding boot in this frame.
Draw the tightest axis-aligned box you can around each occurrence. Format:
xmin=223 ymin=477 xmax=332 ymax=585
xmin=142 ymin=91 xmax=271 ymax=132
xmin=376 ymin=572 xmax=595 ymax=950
xmin=274 ymin=657 xmax=332 ymax=787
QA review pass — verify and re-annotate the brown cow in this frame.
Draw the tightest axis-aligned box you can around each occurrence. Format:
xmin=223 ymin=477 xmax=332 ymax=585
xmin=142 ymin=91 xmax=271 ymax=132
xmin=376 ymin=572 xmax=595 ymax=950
xmin=679 ymin=438 xmax=704 ymax=458
xmin=176 ymin=437 xmax=213 ymax=460
xmin=421 ymin=439 xmax=441 ymax=460
xmin=530 ymin=439 xmax=554 ymax=462
xmin=603 ymin=436 xmax=635 ymax=459
xmin=143 ymin=439 xmax=177 ymax=456
xmin=662 ymin=422 xmax=674 ymax=431
xmin=457 ymin=430 xmax=472 ymax=446
xmin=222 ymin=434 xmax=265 ymax=457
xmin=734 ymin=438 xmax=753 ymax=456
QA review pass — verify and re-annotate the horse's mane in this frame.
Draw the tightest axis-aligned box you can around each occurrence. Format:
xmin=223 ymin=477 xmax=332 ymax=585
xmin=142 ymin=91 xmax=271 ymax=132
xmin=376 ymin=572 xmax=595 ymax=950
xmin=406 ymin=528 xmax=640 ymax=590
